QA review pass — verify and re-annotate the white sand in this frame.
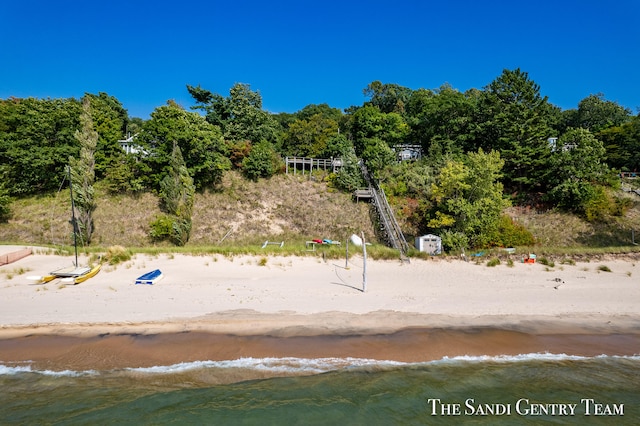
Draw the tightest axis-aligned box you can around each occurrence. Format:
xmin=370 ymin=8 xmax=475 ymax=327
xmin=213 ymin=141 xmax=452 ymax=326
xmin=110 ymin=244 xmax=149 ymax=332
xmin=1 ymin=246 xmax=639 ymax=337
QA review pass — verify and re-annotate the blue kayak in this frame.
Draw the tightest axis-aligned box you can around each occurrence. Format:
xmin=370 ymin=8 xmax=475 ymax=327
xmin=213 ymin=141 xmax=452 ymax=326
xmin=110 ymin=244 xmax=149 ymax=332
xmin=135 ymin=269 xmax=163 ymax=285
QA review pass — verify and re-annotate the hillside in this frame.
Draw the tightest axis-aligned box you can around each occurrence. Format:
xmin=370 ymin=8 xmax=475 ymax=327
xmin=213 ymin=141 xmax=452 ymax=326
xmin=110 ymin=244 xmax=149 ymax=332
xmin=3 ymin=171 xmax=640 ymax=255
xmin=0 ymin=172 xmax=377 ymax=250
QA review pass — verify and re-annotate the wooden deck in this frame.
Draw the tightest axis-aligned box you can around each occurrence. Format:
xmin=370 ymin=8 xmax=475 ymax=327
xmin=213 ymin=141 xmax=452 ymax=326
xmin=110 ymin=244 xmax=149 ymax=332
xmin=285 ymin=157 xmax=342 ymax=175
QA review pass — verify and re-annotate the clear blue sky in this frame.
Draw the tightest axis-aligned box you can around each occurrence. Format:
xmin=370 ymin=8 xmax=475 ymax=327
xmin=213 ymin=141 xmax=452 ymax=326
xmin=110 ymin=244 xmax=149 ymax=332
xmin=2 ymin=0 xmax=638 ymax=119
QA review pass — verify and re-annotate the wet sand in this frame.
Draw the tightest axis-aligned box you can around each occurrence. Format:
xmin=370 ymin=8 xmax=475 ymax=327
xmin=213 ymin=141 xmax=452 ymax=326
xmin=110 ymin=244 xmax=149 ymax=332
xmin=1 ymin=327 xmax=639 ymax=371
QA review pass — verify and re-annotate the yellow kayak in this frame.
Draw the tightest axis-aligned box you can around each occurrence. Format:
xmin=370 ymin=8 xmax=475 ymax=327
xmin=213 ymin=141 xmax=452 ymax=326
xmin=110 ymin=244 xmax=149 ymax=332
xmin=60 ymin=264 xmax=102 ymax=285
xmin=26 ymin=274 xmax=58 ymax=284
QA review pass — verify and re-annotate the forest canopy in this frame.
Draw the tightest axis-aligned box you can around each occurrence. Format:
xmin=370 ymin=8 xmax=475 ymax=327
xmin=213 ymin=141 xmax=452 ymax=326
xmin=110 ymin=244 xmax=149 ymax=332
xmin=1 ymin=69 xmax=638 ymax=250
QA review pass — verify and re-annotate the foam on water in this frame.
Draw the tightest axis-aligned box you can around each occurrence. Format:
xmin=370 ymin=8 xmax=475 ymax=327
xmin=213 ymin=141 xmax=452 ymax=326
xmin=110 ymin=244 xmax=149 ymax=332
xmin=2 ymin=352 xmax=639 ymax=377
xmin=0 ymin=364 xmax=98 ymax=377
xmin=437 ymin=352 xmax=640 ymax=364
xmin=127 ymin=356 xmax=407 ymax=375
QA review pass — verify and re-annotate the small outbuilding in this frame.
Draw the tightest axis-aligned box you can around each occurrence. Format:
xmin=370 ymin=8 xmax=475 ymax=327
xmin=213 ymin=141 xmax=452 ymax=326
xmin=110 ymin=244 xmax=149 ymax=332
xmin=415 ymin=234 xmax=442 ymax=255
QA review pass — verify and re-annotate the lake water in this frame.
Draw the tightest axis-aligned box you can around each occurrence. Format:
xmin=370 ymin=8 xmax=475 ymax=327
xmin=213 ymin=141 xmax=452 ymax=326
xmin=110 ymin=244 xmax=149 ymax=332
xmin=2 ymin=353 xmax=638 ymax=425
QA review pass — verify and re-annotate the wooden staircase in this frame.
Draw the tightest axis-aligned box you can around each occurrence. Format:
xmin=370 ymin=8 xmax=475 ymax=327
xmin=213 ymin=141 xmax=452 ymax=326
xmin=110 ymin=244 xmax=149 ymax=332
xmin=357 ymin=162 xmax=410 ymax=259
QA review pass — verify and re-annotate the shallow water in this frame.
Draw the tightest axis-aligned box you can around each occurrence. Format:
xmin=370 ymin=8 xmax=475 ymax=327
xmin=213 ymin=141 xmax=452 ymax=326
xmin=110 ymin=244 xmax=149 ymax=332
xmin=2 ymin=354 xmax=638 ymax=425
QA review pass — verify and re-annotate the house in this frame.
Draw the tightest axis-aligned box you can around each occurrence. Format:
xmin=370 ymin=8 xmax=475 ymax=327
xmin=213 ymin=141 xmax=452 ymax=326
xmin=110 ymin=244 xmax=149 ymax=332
xmin=118 ymin=133 xmax=146 ymax=155
xmin=395 ymin=144 xmax=422 ymax=161
xmin=549 ymin=137 xmax=577 ymax=152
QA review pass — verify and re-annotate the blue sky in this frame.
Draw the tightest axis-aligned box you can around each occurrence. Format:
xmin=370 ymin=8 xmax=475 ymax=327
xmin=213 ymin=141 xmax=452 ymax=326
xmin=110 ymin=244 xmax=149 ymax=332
xmin=1 ymin=0 xmax=639 ymax=119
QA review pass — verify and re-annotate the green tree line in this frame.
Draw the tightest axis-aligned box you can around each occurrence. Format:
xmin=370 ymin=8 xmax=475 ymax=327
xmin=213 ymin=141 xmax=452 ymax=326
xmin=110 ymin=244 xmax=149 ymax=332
xmin=1 ymin=68 xmax=638 ymax=249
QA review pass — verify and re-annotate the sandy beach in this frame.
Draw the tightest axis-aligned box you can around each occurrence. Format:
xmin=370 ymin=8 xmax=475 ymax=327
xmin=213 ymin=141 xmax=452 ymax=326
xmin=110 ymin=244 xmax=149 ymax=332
xmin=1 ymin=245 xmax=639 ymax=370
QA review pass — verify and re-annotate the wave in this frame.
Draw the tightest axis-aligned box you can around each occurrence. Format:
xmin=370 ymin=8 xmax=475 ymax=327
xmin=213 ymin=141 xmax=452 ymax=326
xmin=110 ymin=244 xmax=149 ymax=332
xmin=2 ymin=353 xmax=639 ymax=377
xmin=126 ymin=356 xmax=406 ymax=375
xmin=0 ymin=364 xmax=98 ymax=377
xmin=436 ymin=352 xmax=640 ymax=363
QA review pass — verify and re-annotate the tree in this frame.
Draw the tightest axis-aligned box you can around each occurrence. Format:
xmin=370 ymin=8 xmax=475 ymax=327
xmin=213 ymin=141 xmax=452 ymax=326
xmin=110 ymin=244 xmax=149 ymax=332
xmin=363 ymin=81 xmax=413 ymax=114
xmin=281 ymin=113 xmax=340 ymax=157
xmin=361 ymin=137 xmax=397 ymax=178
xmin=295 ymin=103 xmax=343 ymax=122
xmin=568 ymin=93 xmax=632 ymax=133
xmin=0 ymin=97 xmax=80 ymax=195
xmin=322 ymin=133 xmax=352 ymax=159
xmin=187 ymin=83 xmax=280 ymax=144
xmin=598 ymin=115 xmax=640 ymax=171
xmin=405 ymin=85 xmax=476 ymax=160
xmin=0 ymin=181 xmax=11 ymax=222
xmin=85 ymin=92 xmax=129 ymax=180
xmin=331 ymin=146 xmax=365 ymax=192
xmin=103 ymin=153 xmax=150 ymax=194
xmin=349 ymin=104 xmax=409 ymax=161
xmin=68 ymin=96 xmax=98 ymax=245
xmin=471 ymin=68 xmax=555 ymax=193
xmin=153 ymin=142 xmax=195 ymax=246
xmin=242 ymin=140 xmax=281 ymax=181
xmin=545 ymin=128 xmax=615 ymax=217
xmin=138 ymin=101 xmax=229 ymax=189
xmin=427 ymin=149 xmax=510 ymax=250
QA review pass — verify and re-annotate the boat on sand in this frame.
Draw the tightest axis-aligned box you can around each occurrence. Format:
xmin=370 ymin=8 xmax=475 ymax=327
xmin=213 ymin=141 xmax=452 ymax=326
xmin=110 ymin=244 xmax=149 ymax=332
xmin=135 ymin=269 xmax=163 ymax=285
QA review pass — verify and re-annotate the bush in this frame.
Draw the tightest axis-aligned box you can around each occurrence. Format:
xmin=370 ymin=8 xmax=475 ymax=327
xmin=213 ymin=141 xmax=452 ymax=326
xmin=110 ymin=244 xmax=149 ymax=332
xmin=330 ymin=147 xmax=365 ymax=192
xmin=538 ymin=257 xmax=555 ymax=267
xmin=149 ymin=214 xmax=192 ymax=246
xmin=582 ymin=185 xmax=613 ymax=222
xmin=242 ymin=140 xmax=280 ymax=181
xmin=494 ymin=215 xmax=536 ymax=247
xmin=486 ymin=258 xmax=500 ymax=267
xmin=440 ymin=230 xmax=469 ymax=253
xmin=149 ymin=215 xmax=174 ymax=241
xmin=0 ymin=189 xmax=11 ymax=223
xmin=171 ymin=217 xmax=192 ymax=246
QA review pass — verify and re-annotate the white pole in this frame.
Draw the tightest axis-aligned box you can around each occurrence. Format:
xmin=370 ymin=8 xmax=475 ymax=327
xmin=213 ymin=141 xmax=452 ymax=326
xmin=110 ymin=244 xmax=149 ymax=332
xmin=361 ymin=231 xmax=367 ymax=292
xmin=345 ymin=236 xmax=349 ymax=269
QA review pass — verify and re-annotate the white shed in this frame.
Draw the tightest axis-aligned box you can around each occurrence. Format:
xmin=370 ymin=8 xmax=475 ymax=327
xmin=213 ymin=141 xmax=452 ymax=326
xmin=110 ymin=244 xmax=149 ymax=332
xmin=415 ymin=234 xmax=442 ymax=255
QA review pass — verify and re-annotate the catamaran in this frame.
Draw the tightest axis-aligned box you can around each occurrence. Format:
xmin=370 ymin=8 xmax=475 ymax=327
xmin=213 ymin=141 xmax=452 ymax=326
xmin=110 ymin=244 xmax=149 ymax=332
xmin=27 ymin=166 xmax=101 ymax=285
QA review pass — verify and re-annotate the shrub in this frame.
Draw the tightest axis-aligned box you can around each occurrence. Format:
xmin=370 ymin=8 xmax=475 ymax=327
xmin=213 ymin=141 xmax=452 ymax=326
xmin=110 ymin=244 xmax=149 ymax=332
xmin=171 ymin=217 xmax=192 ymax=246
xmin=440 ymin=230 xmax=469 ymax=253
xmin=582 ymin=185 xmax=613 ymax=222
xmin=494 ymin=215 xmax=535 ymax=247
xmin=242 ymin=140 xmax=280 ymax=181
xmin=486 ymin=258 xmax=500 ymax=267
xmin=598 ymin=265 xmax=612 ymax=272
xmin=538 ymin=257 xmax=555 ymax=268
xmin=149 ymin=215 xmax=192 ymax=246
xmin=0 ymin=189 xmax=11 ymax=222
xmin=149 ymin=215 xmax=174 ymax=241
xmin=330 ymin=147 xmax=366 ymax=192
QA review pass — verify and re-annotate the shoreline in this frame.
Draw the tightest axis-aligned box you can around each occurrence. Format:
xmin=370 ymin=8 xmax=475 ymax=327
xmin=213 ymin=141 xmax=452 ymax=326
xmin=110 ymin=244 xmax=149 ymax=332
xmin=2 ymin=246 xmax=640 ymax=370
xmin=2 ymin=325 xmax=639 ymax=372
xmin=2 ymin=312 xmax=639 ymax=371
